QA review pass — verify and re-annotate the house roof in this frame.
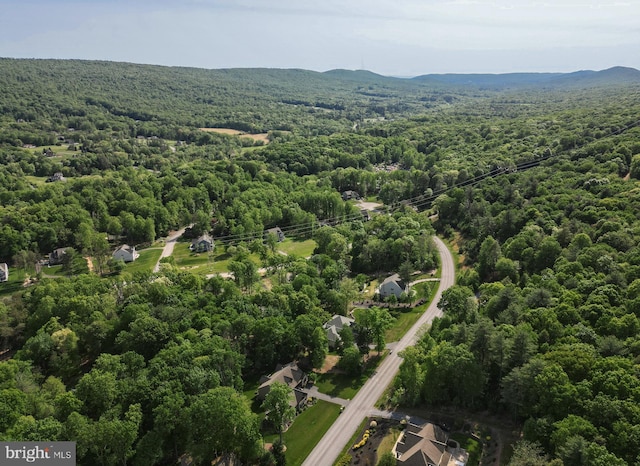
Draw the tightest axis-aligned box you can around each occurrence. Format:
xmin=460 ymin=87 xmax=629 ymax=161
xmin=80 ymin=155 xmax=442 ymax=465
xmin=323 ymin=315 xmax=354 ymax=331
xmin=191 ymin=233 xmax=213 ymax=245
xmin=325 ymin=326 xmax=341 ymax=344
xmin=266 ymin=226 xmax=284 ymax=235
xmin=381 ymin=273 xmax=407 ymax=290
xmin=0 ymin=263 xmax=8 ymax=277
xmin=257 ymin=362 xmax=306 ymax=399
xmin=396 ymin=423 xmax=450 ymax=466
xmin=114 ymin=244 xmax=135 ymax=254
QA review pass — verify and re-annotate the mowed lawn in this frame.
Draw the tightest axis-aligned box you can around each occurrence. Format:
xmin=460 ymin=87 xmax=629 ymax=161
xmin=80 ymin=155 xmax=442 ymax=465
xmin=125 ymin=248 xmax=163 ymax=274
xmin=277 ymin=238 xmax=316 ymax=258
xmin=314 ymin=371 xmax=368 ymax=400
xmin=0 ymin=268 xmax=26 ymax=296
xmin=266 ymin=400 xmax=341 ymax=466
xmin=172 ymin=243 xmax=261 ymax=274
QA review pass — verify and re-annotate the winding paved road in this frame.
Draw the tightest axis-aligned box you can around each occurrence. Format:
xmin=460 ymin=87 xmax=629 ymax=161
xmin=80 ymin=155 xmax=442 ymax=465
xmin=301 ymin=236 xmax=456 ymax=466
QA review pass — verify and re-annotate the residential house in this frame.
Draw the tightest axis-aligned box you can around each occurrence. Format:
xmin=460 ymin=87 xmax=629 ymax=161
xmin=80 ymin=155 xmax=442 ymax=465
xmin=378 ymin=273 xmax=409 ymax=299
xmin=49 ymin=248 xmax=69 ymax=265
xmin=323 ymin=314 xmax=355 ymax=349
xmin=361 ymin=209 xmax=371 ymax=221
xmin=46 ymin=172 xmax=65 ymax=182
xmin=341 ymin=190 xmax=361 ymax=201
xmin=0 ymin=263 xmax=8 ymax=283
xmin=265 ymin=226 xmax=285 ymax=243
xmin=257 ymin=362 xmax=308 ymax=410
xmin=189 ymin=233 xmax=214 ymax=253
xmin=112 ymin=244 xmax=139 ymax=263
xmin=393 ymin=423 xmax=452 ymax=466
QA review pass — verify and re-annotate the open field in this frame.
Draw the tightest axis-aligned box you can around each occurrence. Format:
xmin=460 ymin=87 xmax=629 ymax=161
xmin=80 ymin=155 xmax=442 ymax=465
xmin=199 ymin=127 xmax=270 ymax=143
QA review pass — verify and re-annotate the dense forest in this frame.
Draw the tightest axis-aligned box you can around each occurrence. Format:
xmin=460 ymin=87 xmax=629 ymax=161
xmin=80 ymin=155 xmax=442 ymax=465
xmin=2 ymin=58 xmax=640 ymax=465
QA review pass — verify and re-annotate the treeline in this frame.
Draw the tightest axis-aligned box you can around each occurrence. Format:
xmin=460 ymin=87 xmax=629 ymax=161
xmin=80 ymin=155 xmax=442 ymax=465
xmin=393 ymin=112 xmax=640 ymax=464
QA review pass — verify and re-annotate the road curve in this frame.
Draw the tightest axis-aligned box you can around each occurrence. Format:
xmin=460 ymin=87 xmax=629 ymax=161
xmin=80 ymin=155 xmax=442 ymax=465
xmin=301 ymin=236 xmax=456 ymax=466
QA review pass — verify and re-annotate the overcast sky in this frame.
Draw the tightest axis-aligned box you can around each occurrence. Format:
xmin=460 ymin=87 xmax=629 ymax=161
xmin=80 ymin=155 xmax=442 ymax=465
xmin=1 ymin=0 xmax=639 ymax=76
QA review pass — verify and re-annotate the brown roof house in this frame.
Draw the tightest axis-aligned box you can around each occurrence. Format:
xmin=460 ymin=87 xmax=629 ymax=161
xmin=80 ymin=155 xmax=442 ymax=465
xmin=0 ymin=263 xmax=8 ymax=283
xmin=112 ymin=244 xmax=139 ymax=263
xmin=257 ymin=362 xmax=308 ymax=411
xmin=189 ymin=233 xmax=214 ymax=253
xmin=378 ymin=273 xmax=409 ymax=299
xmin=323 ymin=314 xmax=355 ymax=349
xmin=393 ymin=422 xmax=468 ymax=466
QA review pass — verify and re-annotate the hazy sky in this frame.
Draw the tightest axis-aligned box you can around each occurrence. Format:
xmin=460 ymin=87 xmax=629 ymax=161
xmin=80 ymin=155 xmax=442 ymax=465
xmin=1 ymin=0 xmax=639 ymax=76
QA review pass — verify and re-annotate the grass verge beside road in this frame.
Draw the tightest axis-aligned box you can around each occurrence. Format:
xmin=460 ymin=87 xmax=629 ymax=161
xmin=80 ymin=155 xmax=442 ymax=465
xmin=265 ymin=400 xmax=341 ymax=466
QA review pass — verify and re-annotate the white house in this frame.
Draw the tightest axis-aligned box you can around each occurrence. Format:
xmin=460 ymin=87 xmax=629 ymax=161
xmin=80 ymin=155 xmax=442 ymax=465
xmin=112 ymin=244 xmax=139 ymax=263
xmin=0 ymin=263 xmax=8 ymax=282
xmin=378 ymin=273 xmax=409 ymax=299
xmin=323 ymin=314 xmax=355 ymax=348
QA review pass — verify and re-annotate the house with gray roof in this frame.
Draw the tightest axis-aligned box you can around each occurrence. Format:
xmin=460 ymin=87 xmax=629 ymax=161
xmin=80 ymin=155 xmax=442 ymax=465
xmin=265 ymin=226 xmax=285 ymax=242
xmin=378 ymin=273 xmax=409 ymax=299
xmin=323 ymin=314 xmax=355 ymax=349
xmin=189 ymin=233 xmax=214 ymax=253
xmin=0 ymin=263 xmax=8 ymax=283
xmin=112 ymin=244 xmax=139 ymax=263
xmin=257 ymin=362 xmax=308 ymax=411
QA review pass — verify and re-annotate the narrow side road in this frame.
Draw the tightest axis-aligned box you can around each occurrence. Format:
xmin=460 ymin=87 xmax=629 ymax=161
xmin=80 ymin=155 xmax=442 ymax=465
xmin=301 ymin=236 xmax=456 ymax=466
xmin=153 ymin=226 xmax=188 ymax=273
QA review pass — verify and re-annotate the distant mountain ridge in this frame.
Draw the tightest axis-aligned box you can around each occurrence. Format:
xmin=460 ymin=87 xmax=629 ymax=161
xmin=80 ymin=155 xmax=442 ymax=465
xmin=411 ymin=66 xmax=640 ymax=89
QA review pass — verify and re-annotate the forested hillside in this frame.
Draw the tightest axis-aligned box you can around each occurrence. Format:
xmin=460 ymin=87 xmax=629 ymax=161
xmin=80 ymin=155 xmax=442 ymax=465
xmin=1 ymin=59 xmax=640 ymax=465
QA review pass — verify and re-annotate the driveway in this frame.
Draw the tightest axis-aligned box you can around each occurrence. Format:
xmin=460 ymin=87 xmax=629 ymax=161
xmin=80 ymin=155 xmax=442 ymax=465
xmin=301 ymin=236 xmax=456 ymax=466
xmin=153 ymin=226 xmax=189 ymax=273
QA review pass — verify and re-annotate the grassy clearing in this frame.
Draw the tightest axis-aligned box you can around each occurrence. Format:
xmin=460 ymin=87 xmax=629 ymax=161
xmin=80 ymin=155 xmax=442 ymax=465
xmin=277 ymin=238 xmax=316 ymax=258
xmin=0 ymin=268 xmax=27 ymax=296
xmin=172 ymin=243 xmax=261 ymax=275
xmin=25 ymin=175 xmax=47 ymax=186
xmin=450 ymin=433 xmax=482 ymax=466
xmin=265 ymin=400 xmax=341 ymax=466
xmin=125 ymin=248 xmax=163 ymax=274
